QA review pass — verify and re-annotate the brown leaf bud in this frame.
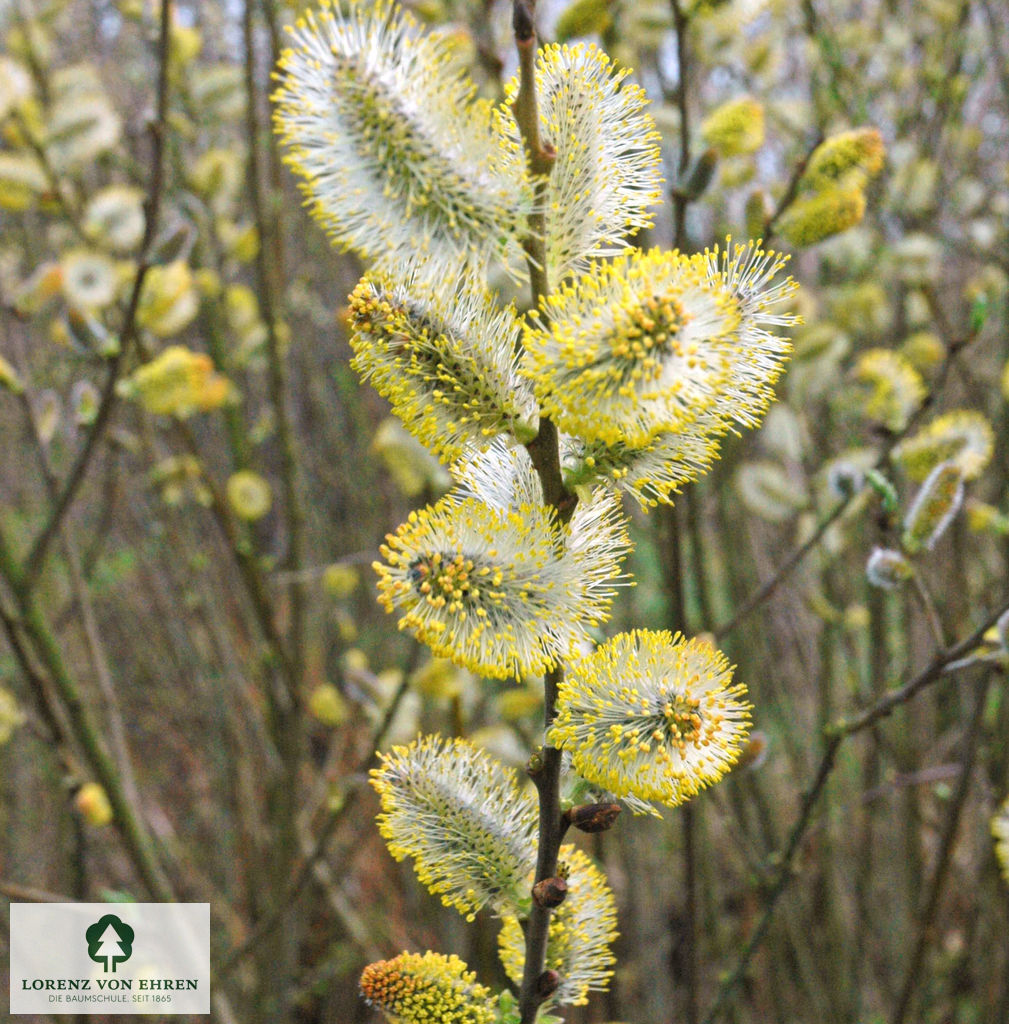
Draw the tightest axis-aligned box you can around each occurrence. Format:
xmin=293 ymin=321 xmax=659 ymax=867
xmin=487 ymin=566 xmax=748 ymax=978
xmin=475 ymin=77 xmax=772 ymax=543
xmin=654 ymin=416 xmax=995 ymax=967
xmin=535 ymin=969 xmax=561 ymax=1000
xmin=563 ymin=802 xmax=622 ymax=833
xmin=532 ymin=876 xmax=568 ymax=908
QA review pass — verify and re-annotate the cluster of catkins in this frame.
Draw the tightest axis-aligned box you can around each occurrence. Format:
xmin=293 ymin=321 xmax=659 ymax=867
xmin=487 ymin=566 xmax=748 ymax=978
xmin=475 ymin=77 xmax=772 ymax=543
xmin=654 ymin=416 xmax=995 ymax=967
xmin=273 ymin=2 xmax=801 ymax=1019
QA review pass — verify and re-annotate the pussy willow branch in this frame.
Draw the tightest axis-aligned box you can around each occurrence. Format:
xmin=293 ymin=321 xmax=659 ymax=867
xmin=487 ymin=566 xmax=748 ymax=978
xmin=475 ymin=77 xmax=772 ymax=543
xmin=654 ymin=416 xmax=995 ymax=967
xmin=14 ymin=364 xmax=142 ymax=813
xmin=20 ymin=0 xmax=174 ymax=591
xmin=0 ymin=525 xmax=174 ymax=902
xmin=510 ymin=5 xmax=575 ymax=1023
xmin=890 ymin=670 xmax=993 ymax=1024
xmin=714 ymin=315 xmax=980 ymax=643
xmin=701 ymin=591 xmax=1009 ymax=1022
xmin=243 ymin=0 xmax=305 ymax=682
xmin=670 ymin=0 xmax=691 ymax=251
xmin=663 ymin=9 xmax=700 ymax=1012
xmin=217 ymin=648 xmax=418 ymax=978
xmin=833 ymin=594 xmax=1009 ymax=739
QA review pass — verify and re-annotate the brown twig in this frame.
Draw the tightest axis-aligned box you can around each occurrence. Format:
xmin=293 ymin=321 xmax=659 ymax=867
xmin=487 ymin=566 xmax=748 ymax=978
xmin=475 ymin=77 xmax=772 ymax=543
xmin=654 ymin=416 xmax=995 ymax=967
xmin=764 ymin=131 xmax=824 ymax=242
xmin=0 ymin=526 xmax=173 ymax=901
xmin=700 ymin=733 xmax=843 ymax=1024
xmin=510 ymin=6 xmax=577 ymax=1023
xmin=714 ymin=317 xmax=980 ymax=643
xmin=890 ymin=672 xmax=993 ymax=1024
xmin=670 ymin=0 xmax=691 ymax=250
xmin=243 ymin=0 xmax=305 ymax=679
xmin=217 ymin=650 xmax=418 ymax=978
xmin=835 ymin=595 xmax=1009 ymax=739
xmin=701 ymin=590 xmax=1009 ymax=1022
xmin=13 ymin=361 xmax=142 ymax=813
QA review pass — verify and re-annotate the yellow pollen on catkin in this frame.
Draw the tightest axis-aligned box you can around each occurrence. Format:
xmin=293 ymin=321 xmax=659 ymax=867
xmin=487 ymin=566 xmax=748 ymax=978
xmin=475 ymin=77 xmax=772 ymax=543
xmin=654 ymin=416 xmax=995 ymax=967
xmin=360 ymin=951 xmax=498 ymax=1024
xmin=548 ymin=629 xmax=751 ymax=812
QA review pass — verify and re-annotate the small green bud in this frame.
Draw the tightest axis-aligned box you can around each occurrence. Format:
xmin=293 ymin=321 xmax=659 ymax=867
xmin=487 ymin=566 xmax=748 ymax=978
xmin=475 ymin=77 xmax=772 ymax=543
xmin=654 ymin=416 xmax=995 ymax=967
xmin=865 ymin=468 xmax=899 ymax=514
xmin=675 ymin=148 xmax=719 ymax=200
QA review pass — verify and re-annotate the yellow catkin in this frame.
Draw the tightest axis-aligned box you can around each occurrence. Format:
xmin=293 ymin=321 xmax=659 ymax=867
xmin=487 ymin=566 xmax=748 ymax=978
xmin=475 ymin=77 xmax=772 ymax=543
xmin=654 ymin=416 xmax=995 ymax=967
xmin=890 ymin=409 xmax=995 ymax=482
xmin=701 ymin=96 xmax=765 ymax=157
xmin=991 ymin=796 xmax=1009 ymax=885
xmin=360 ymin=951 xmax=498 ymax=1024
xmin=548 ymin=630 xmax=751 ymax=812
xmin=777 ymin=187 xmax=867 ymax=246
xmin=370 ymin=735 xmax=537 ymax=919
xmin=802 ymin=127 xmax=885 ymax=191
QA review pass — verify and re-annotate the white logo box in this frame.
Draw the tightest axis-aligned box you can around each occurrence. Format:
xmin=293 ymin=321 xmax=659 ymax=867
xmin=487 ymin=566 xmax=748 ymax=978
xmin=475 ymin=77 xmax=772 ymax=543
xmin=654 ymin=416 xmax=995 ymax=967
xmin=10 ymin=903 xmax=210 ymax=1015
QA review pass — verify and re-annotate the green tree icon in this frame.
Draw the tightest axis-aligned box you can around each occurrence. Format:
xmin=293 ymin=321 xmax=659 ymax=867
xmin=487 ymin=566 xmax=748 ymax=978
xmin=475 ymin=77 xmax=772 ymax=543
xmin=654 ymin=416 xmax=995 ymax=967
xmin=86 ymin=914 xmax=134 ymax=973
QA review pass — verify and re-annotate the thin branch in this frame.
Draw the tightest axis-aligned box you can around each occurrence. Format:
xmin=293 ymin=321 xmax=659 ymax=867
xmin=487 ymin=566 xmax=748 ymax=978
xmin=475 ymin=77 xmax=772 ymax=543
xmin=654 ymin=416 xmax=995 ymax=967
xmin=243 ymin=0 xmax=305 ymax=680
xmin=10 ymin=110 xmax=89 ymax=243
xmin=510 ymin=6 xmax=576 ymax=1023
xmin=764 ymin=131 xmax=824 ymax=242
xmin=14 ymin=369 xmax=142 ymax=812
xmin=714 ymin=318 xmax=980 ymax=642
xmin=0 ymin=526 xmax=173 ymax=901
xmin=713 ymin=498 xmax=848 ymax=641
xmin=701 ymin=591 xmax=1009 ymax=1022
xmin=978 ymin=0 xmax=1009 ymax=109
xmin=910 ymin=572 xmax=946 ymax=649
xmin=890 ymin=673 xmax=993 ymax=1024
xmin=217 ymin=651 xmax=418 ymax=977
xmin=835 ymin=594 xmax=1009 ymax=739
xmin=700 ymin=734 xmax=843 ymax=1024
xmin=171 ymin=422 xmax=301 ymax=706
xmin=20 ymin=0 xmax=174 ymax=589
xmin=682 ymin=801 xmax=699 ymax=1024
xmin=670 ymin=0 xmax=691 ymax=250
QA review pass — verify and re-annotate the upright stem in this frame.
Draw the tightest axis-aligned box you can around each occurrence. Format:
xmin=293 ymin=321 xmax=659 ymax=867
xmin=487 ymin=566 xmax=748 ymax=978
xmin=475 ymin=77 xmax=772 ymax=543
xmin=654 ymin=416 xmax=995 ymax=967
xmin=670 ymin=0 xmax=691 ymax=250
xmin=664 ymin=13 xmax=697 ymax=1003
xmin=890 ymin=672 xmax=993 ymax=1024
xmin=243 ymin=0 xmax=305 ymax=675
xmin=510 ymin=5 xmax=571 ymax=1023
